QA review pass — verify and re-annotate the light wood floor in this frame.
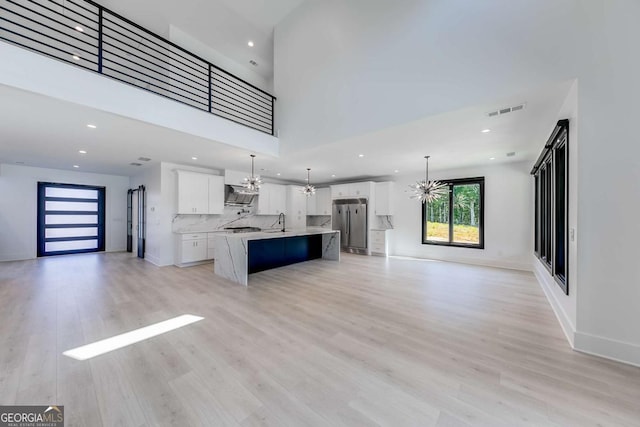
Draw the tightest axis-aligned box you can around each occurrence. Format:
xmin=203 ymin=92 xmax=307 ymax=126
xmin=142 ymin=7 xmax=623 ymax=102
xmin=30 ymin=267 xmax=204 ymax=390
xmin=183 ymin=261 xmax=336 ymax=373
xmin=1 ymin=253 xmax=639 ymax=426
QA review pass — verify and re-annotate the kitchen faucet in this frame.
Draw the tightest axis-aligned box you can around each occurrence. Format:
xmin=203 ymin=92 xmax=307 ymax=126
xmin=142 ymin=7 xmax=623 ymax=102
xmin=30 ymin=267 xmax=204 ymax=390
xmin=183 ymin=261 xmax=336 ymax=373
xmin=278 ymin=213 xmax=286 ymax=232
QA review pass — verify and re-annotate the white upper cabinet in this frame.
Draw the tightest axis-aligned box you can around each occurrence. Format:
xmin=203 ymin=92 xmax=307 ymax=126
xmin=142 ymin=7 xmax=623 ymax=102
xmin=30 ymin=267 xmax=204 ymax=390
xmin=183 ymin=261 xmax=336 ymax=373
xmin=208 ymin=175 xmax=225 ymax=214
xmin=307 ymin=187 xmax=331 ymax=215
xmin=374 ymin=182 xmax=394 ymax=216
xmin=176 ymin=170 xmax=224 ymax=215
xmin=306 ymin=191 xmax=317 ymax=215
xmin=271 ymin=185 xmax=287 ymax=214
xmin=331 ymin=184 xmax=350 ymax=199
xmin=331 ymin=182 xmax=373 ymax=199
xmin=350 ymin=182 xmax=371 ymax=197
xmin=177 ymin=171 xmax=209 ymax=214
xmin=286 ymin=185 xmax=307 ymax=228
xmin=256 ymin=183 xmax=286 ymax=215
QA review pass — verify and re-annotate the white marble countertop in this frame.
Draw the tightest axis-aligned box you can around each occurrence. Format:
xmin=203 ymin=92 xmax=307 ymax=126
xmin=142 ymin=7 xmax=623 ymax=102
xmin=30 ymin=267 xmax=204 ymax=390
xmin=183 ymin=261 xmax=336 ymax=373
xmin=174 ymin=230 xmax=227 ymax=234
xmin=174 ymin=227 xmax=334 ymax=235
xmin=215 ymin=227 xmax=337 ymax=241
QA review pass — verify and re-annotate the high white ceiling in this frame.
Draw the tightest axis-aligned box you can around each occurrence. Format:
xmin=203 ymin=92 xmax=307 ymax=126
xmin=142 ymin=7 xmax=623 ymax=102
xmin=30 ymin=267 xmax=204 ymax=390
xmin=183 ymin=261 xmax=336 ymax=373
xmin=97 ymin=0 xmax=305 ymax=82
xmin=0 ymin=79 xmax=572 ymax=183
xmin=0 ymin=0 xmax=573 ymax=183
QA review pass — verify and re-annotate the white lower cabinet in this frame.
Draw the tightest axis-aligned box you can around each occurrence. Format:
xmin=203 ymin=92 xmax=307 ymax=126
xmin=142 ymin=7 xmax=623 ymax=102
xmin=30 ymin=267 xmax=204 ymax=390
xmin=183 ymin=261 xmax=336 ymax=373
xmin=370 ymin=230 xmax=388 ymax=256
xmin=175 ymin=233 xmax=212 ymax=266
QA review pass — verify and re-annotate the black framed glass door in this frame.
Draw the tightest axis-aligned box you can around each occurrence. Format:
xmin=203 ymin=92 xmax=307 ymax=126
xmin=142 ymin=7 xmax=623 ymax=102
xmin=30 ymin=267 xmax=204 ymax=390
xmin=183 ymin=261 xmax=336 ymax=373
xmin=37 ymin=182 xmax=106 ymax=257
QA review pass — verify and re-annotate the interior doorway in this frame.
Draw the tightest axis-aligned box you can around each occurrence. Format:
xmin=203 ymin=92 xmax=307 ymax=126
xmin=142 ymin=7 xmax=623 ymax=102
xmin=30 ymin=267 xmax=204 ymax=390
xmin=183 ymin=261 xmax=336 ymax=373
xmin=127 ymin=185 xmax=145 ymax=258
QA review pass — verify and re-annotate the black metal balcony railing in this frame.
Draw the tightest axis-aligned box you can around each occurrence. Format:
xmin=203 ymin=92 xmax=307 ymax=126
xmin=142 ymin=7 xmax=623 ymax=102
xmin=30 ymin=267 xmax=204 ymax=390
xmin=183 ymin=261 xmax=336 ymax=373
xmin=0 ymin=0 xmax=275 ymax=135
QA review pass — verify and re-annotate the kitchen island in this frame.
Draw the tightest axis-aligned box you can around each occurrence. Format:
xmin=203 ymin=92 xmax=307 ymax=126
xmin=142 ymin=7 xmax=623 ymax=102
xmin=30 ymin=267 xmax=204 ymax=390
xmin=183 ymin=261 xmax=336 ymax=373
xmin=212 ymin=228 xmax=340 ymax=285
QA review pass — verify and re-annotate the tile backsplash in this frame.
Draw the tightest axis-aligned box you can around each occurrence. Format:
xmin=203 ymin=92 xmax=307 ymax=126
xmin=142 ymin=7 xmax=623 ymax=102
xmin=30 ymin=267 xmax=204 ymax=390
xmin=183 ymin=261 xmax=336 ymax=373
xmin=172 ymin=207 xmax=390 ymax=233
xmin=307 ymin=215 xmax=332 ymax=228
xmin=172 ymin=205 xmax=282 ymax=233
xmin=373 ymin=215 xmax=394 ymax=230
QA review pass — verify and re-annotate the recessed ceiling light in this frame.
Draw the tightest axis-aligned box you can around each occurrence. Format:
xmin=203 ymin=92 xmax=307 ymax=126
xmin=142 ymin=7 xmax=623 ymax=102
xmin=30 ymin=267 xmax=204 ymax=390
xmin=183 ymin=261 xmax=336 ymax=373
xmin=331 ymin=174 xmax=336 ymax=177
xmin=75 ymin=26 xmax=84 ymax=32
xmin=358 ymin=154 xmax=365 ymax=158
xmin=482 ymin=129 xmax=491 ymax=133
xmin=489 ymin=157 xmax=496 ymax=160
xmin=191 ymin=156 xmax=198 ymax=160
xmin=394 ymin=170 xmax=399 ymax=173
xmin=87 ymin=124 xmax=96 ymax=129
xmin=72 ymin=54 xmax=81 ymax=61
xmin=78 ymin=150 xmax=87 ymax=154
xmin=276 ymin=173 xmax=281 ymax=176
xmin=247 ymin=41 xmax=254 ymax=47
xmin=73 ymin=165 xmax=79 ymax=168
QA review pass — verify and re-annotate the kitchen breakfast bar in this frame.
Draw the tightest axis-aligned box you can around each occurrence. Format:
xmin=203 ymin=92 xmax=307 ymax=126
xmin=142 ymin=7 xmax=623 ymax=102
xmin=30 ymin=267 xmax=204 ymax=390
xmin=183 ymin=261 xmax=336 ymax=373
xmin=212 ymin=228 xmax=340 ymax=285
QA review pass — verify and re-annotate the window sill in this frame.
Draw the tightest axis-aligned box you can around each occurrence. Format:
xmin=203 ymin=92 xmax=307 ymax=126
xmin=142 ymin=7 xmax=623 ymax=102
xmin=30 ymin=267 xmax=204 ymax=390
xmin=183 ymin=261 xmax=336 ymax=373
xmin=423 ymin=241 xmax=484 ymax=250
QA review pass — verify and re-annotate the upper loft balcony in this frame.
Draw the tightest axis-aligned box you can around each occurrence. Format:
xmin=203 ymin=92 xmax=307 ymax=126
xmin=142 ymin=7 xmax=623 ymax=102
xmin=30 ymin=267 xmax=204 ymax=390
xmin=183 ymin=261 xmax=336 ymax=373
xmin=0 ymin=0 xmax=278 ymax=156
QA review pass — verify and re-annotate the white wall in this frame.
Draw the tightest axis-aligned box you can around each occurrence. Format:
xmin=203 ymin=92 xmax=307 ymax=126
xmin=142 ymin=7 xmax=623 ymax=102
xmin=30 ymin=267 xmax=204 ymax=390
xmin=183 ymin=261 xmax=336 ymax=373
xmin=572 ymin=2 xmax=640 ymax=366
xmin=170 ymin=26 xmax=273 ymax=93
xmin=274 ymin=0 xmax=579 ymax=153
xmin=0 ymin=164 xmax=129 ymax=261
xmin=532 ymin=81 xmax=578 ymax=347
xmin=390 ymin=162 xmax=532 ymax=271
xmin=130 ymin=164 xmax=162 ymax=266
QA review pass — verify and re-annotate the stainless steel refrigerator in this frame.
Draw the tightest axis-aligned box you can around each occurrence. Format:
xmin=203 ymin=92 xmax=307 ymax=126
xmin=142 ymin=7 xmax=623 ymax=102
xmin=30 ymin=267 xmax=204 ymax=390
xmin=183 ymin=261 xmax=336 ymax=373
xmin=332 ymin=198 xmax=368 ymax=254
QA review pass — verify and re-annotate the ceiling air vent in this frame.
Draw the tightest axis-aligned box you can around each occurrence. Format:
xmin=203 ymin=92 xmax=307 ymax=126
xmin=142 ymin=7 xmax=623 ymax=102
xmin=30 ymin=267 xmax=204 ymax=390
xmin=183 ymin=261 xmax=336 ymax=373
xmin=130 ymin=162 xmax=142 ymax=166
xmin=249 ymin=60 xmax=258 ymax=67
xmin=487 ymin=103 xmax=526 ymax=117
xmin=506 ymin=152 xmax=516 ymax=157
xmin=138 ymin=157 xmax=151 ymax=162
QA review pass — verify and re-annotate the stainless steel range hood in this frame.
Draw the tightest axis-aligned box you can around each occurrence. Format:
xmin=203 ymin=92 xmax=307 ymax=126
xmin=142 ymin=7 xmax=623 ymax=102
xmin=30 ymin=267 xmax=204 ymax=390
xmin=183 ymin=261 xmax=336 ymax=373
xmin=224 ymin=185 xmax=258 ymax=206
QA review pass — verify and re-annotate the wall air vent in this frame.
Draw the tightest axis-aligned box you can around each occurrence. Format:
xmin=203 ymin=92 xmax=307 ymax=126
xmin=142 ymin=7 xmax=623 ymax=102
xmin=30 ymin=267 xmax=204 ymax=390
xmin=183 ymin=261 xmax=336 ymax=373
xmin=138 ymin=157 xmax=151 ymax=162
xmin=130 ymin=162 xmax=142 ymax=166
xmin=487 ymin=103 xmax=526 ymax=117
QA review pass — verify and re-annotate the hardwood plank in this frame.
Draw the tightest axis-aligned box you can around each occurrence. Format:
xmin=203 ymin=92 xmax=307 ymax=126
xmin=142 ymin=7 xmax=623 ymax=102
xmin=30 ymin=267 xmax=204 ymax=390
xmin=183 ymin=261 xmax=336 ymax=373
xmin=0 ymin=252 xmax=639 ymax=426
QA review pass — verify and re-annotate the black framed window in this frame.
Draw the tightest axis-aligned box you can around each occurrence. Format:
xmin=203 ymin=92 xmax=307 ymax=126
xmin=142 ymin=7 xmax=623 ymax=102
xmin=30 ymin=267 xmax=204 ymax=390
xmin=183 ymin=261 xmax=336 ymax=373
xmin=532 ymin=119 xmax=569 ymax=294
xmin=422 ymin=177 xmax=484 ymax=248
xmin=37 ymin=182 xmax=106 ymax=257
xmin=554 ymin=140 xmax=567 ymax=284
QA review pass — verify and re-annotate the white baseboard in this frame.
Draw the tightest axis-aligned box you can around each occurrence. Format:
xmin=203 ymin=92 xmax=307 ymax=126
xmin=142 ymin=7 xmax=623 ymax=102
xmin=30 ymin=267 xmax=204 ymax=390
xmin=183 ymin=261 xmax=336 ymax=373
xmin=533 ymin=258 xmax=640 ymax=368
xmin=143 ymin=253 xmax=163 ymax=266
xmin=532 ymin=258 xmax=576 ymax=347
xmin=574 ymin=332 xmax=640 ymax=368
xmin=389 ymin=251 xmax=532 ymax=272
